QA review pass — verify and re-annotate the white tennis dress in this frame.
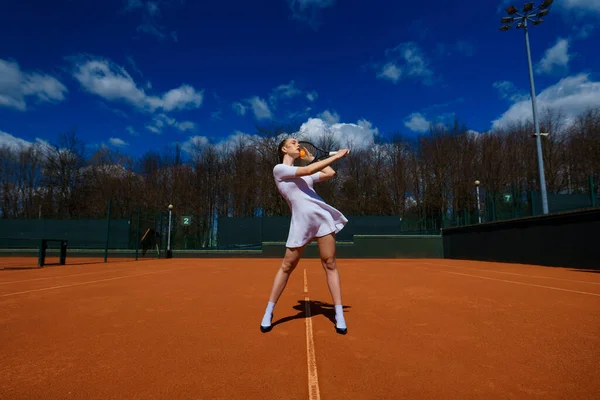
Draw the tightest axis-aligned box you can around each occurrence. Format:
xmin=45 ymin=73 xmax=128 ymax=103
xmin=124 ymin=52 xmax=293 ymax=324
xmin=273 ymin=163 xmax=348 ymax=248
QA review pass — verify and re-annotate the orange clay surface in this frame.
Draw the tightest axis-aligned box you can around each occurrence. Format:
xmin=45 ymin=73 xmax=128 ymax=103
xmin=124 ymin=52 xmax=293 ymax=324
xmin=1 ymin=257 xmax=599 ymax=399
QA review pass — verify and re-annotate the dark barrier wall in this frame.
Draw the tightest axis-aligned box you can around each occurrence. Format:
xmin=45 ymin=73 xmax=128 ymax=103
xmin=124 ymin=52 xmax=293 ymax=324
xmin=218 ymin=215 xmax=409 ymax=246
xmin=216 ymin=217 xmax=262 ymax=247
xmin=260 ymin=235 xmax=443 ymax=258
xmin=0 ymin=219 xmax=130 ymax=249
xmin=442 ymin=208 xmax=600 ymax=269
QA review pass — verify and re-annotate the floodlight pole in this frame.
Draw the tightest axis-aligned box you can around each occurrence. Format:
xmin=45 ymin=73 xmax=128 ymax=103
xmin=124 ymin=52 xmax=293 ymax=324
xmin=523 ymin=19 xmax=549 ymax=215
xmin=499 ymin=1 xmax=551 ymax=215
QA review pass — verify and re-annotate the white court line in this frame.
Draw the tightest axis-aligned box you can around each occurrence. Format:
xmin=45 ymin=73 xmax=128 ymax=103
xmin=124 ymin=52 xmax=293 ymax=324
xmin=303 ymin=269 xmax=308 ymax=293
xmin=421 ymin=261 xmax=600 ymax=285
xmin=305 ymin=293 xmax=320 ymax=400
xmin=0 ymin=267 xmax=186 ymax=298
xmin=0 ymin=264 xmax=145 ymax=285
xmin=418 ymin=264 xmax=600 ymax=297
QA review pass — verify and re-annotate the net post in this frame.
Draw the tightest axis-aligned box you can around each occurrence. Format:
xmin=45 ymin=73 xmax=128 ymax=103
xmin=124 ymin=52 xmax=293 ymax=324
xmin=135 ymin=206 xmax=141 ymax=261
xmin=104 ymin=199 xmax=111 ymax=263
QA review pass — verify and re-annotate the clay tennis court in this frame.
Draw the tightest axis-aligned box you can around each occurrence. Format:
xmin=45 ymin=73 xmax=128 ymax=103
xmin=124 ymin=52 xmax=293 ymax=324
xmin=1 ymin=257 xmax=599 ymax=399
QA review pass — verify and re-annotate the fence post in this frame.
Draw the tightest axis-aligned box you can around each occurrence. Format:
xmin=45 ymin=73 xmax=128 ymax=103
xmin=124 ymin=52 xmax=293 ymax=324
xmin=530 ymin=191 xmax=537 ymax=216
xmin=135 ymin=207 xmax=141 ymax=261
xmin=590 ymin=175 xmax=597 ymax=207
xmin=104 ymin=199 xmax=111 ymax=263
xmin=512 ymin=183 xmax=517 ymax=218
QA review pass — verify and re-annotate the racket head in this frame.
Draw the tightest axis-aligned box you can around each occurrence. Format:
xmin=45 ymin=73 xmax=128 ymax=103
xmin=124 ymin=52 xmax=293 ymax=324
xmin=295 ymin=141 xmax=329 ymax=166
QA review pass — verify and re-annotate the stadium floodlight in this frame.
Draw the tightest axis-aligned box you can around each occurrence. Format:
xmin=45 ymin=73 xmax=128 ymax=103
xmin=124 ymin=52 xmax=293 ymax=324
xmin=498 ymin=1 xmax=554 ymax=215
xmin=506 ymin=5 xmax=518 ymax=14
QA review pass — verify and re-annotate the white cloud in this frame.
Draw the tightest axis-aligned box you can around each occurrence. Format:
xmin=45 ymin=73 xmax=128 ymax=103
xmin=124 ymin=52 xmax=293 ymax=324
xmin=0 ymin=130 xmax=53 ymax=155
xmin=558 ymin=0 xmax=600 ymax=15
xmin=247 ymin=96 xmax=272 ymax=119
xmin=0 ymin=59 xmax=67 ymax=111
xmin=126 ymin=126 xmax=138 ymax=136
xmin=493 ymin=80 xmax=528 ymax=102
xmin=146 ymin=113 xmax=196 ymax=134
xmin=536 ymin=38 xmax=571 ymax=75
xmin=176 ymin=121 xmax=196 ymax=131
xmin=272 ymin=80 xmax=302 ymax=99
xmin=71 ymin=56 xmax=203 ymax=112
xmin=182 ymin=131 xmax=265 ymax=155
xmin=295 ymin=117 xmax=378 ymax=150
xmin=182 ymin=135 xmax=210 ymax=154
xmin=403 ymin=113 xmax=430 ymax=133
xmin=492 ymin=73 xmax=600 ymax=129
xmin=109 ymin=137 xmax=129 ymax=147
xmin=377 ymin=63 xmax=401 ymax=83
xmin=307 ymin=91 xmax=318 ymax=101
xmin=376 ymin=42 xmax=434 ymax=85
xmin=0 ymin=130 xmax=32 ymax=149
xmin=237 ymin=81 xmax=317 ymax=120
xmin=318 ymin=110 xmax=340 ymax=124
xmin=232 ymin=101 xmax=247 ymax=116
xmin=151 ymin=85 xmax=203 ymax=111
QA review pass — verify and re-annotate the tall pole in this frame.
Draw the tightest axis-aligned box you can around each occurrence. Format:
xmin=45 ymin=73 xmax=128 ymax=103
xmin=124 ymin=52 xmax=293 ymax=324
xmin=167 ymin=204 xmax=173 ymax=258
xmin=475 ymin=180 xmax=482 ymax=224
xmin=500 ymin=1 xmax=553 ymax=215
xmin=523 ymin=19 xmax=549 ymax=214
xmin=168 ymin=208 xmax=172 ymax=251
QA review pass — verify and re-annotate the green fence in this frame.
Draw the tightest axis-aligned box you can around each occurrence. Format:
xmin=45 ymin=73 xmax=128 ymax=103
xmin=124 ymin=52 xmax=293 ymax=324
xmin=1 ymin=175 xmax=597 ymax=257
xmin=0 ymin=201 xmax=170 ymax=261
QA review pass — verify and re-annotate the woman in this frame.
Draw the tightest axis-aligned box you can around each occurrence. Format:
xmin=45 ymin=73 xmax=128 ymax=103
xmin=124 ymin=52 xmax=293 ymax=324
xmin=260 ymin=137 xmax=350 ymax=335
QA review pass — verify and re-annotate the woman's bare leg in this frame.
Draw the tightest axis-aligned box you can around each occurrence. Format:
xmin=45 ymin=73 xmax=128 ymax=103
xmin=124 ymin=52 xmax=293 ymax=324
xmin=261 ymin=245 xmax=305 ymax=331
xmin=316 ymin=233 xmax=342 ymax=305
xmin=317 ymin=233 xmax=347 ymax=334
xmin=268 ymin=246 xmax=305 ymax=303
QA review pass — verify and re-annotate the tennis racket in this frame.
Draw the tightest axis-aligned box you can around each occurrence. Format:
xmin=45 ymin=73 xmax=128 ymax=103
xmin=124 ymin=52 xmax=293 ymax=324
xmin=296 ymin=141 xmax=347 ymax=166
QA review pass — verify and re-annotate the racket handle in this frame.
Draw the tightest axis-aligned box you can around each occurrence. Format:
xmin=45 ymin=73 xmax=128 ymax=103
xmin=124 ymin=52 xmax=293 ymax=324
xmin=328 ymin=150 xmax=350 ymax=156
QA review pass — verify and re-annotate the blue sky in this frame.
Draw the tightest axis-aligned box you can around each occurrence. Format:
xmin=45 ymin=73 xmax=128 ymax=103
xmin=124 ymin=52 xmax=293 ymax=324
xmin=1 ymin=0 xmax=599 ymax=157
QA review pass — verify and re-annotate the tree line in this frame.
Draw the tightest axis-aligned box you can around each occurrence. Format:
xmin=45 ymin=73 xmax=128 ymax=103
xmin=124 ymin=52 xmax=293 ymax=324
xmin=1 ymin=107 xmax=598 ymax=245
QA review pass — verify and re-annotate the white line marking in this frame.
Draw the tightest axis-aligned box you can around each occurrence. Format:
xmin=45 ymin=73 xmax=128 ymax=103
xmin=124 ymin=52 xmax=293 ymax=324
xmin=304 ymin=269 xmax=308 ymax=293
xmin=0 ymin=268 xmax=185 ymax=298
xmin=420 ymin=261 xmax=600 ymax=285
xmin=305 ymin=295 xmax=320 ymax=400
xmin=418 ymin=264 xmax=600 ymax=297
xmin=0 ymin=265 xmax=144 ymax=285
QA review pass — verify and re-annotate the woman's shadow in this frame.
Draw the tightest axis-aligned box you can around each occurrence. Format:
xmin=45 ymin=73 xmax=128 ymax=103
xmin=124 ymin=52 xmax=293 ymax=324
xmin=271 ymin=300 xmax=351 ymax=328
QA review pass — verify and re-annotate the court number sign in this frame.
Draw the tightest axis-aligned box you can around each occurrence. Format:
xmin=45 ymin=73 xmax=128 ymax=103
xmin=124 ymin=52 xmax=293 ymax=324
xmin=182 ymin=216 xmax=192 ymax=226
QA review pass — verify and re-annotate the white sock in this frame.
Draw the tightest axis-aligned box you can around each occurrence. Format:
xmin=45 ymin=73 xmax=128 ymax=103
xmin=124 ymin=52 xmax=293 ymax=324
xmin=261 ymin=302 xmax=276 ymax=327
xmin=334 ymin=305 xmax=346 ymax=329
